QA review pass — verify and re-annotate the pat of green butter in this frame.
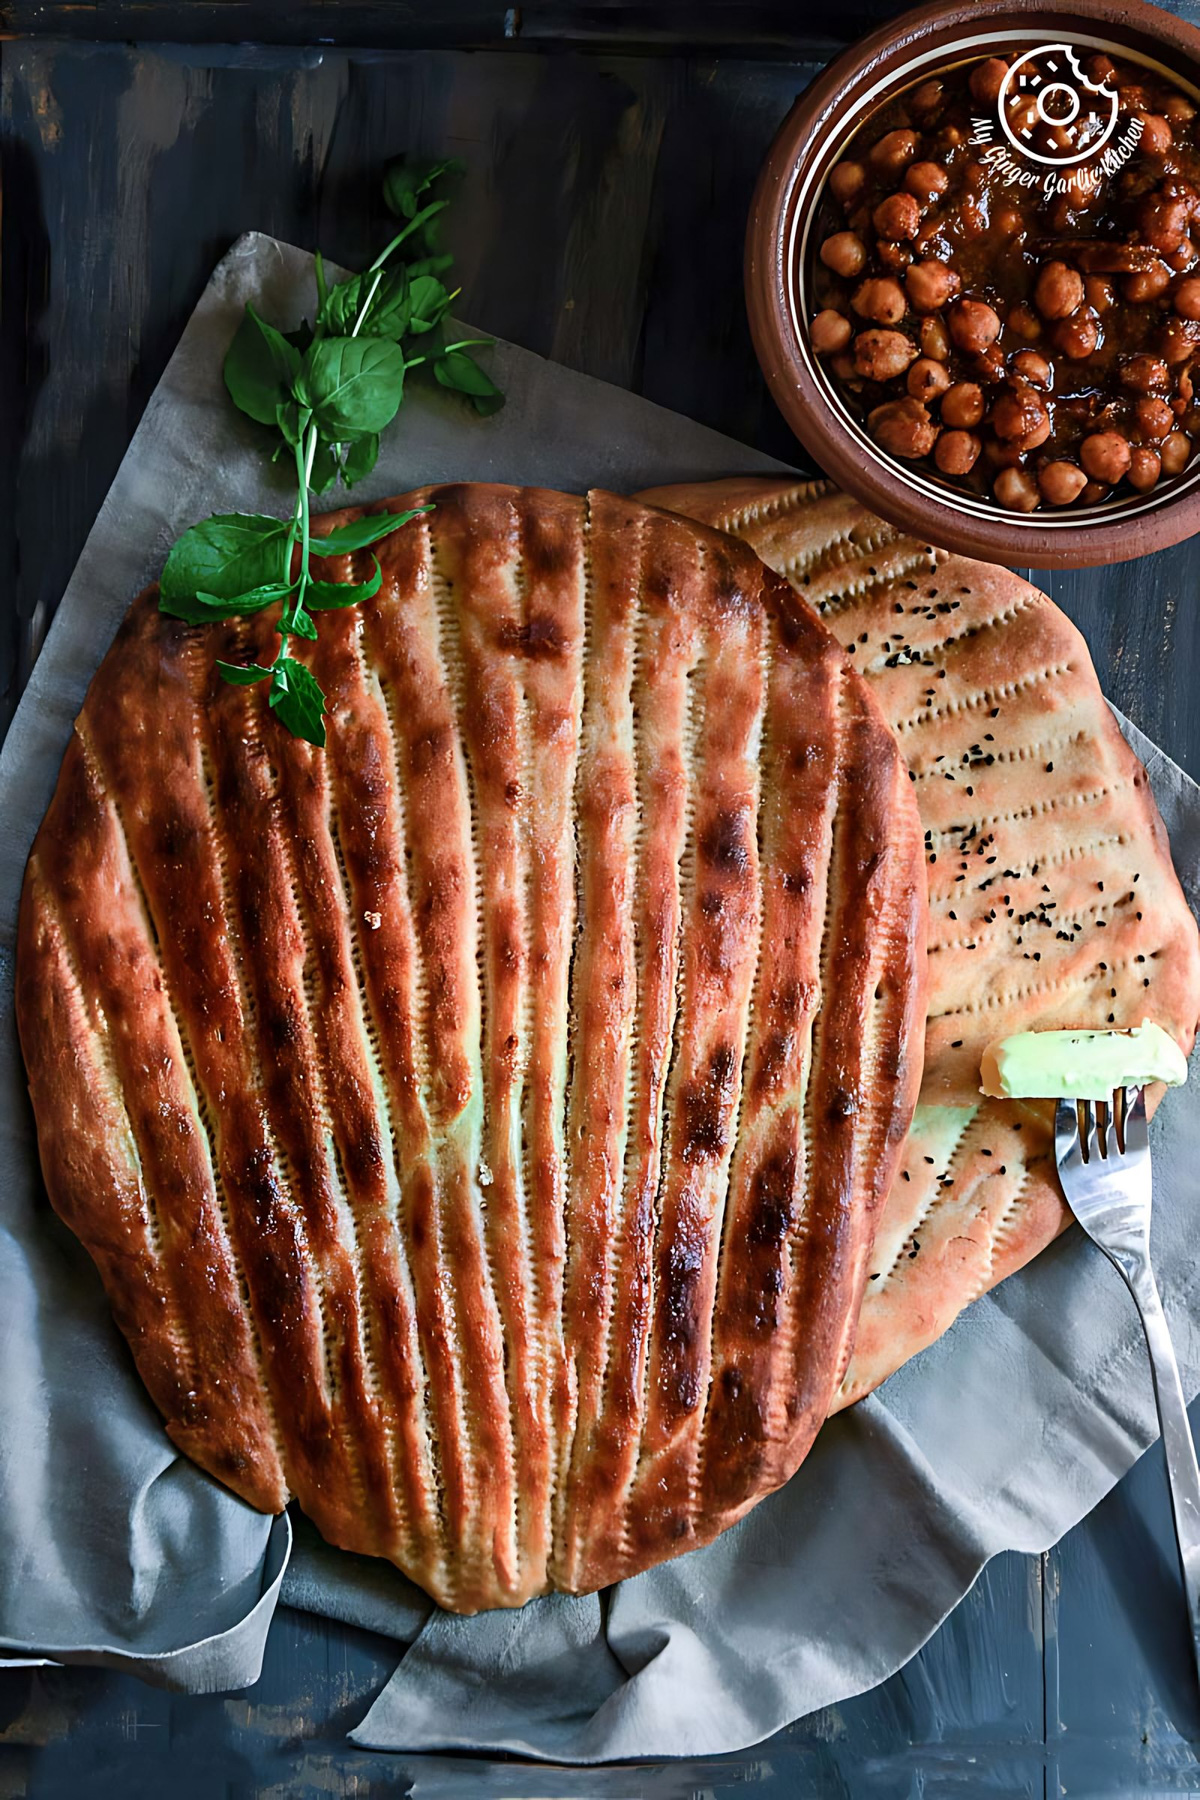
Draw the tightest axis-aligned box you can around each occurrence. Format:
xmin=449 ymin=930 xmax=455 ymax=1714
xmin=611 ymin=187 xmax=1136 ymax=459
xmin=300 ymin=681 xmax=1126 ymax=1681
xmin=979 ymin=1020 xmax=1188 ymax=1102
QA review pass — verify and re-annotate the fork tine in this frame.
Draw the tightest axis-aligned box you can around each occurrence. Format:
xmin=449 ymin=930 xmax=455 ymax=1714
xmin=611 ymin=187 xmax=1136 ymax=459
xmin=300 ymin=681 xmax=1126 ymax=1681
xmin=1113 ymin=1085 xmax=1128 ymax=1155
xmin=1077 ymin=1097 xmax=1092 ymax=1165
xmin=1125 ymin=1083 xmax=1150 ymax=1153
xmin=1096 ymin=1097 xmax=1111 ymax=1161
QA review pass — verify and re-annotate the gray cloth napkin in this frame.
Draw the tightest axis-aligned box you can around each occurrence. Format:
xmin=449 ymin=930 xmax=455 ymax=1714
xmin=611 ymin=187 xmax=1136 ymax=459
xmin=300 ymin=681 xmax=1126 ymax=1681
xmin=1 ymin=233 xmax=1197 ymax=1761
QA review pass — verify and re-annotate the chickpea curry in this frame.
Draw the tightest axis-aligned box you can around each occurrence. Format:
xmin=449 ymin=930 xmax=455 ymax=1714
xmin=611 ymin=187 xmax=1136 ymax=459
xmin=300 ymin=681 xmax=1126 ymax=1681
xmin=808 ymin=48 xmax=1200 ymax=513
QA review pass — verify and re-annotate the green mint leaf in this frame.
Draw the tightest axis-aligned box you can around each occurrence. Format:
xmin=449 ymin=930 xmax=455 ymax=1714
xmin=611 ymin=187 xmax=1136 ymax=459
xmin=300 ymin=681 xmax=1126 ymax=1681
xmin=310 ymin=438 xmax=341 ymax=495
xmin=270 ymin=655 xmax=327 ymax=746
xmin=318 ymin=268 xmax=410 ymax=341
xmin=312 ymin=505 xmax=431 ymax=557
xmin=406 ymin=252 xmax=455 ymax=280
xmin=275 ymin=399 xmax=312 ymax=448
xmin=283 ymin=607 xmax=319 ymax=641
xmin=314 ymin=250 xmax=329 ymax=315
xmin=406 ymin=274 xmax=452 ymax=335
xmin=161 ymin=514 xmax=293 ymax=607
xmin=217 ymin=660 xmax=274 ymax=685
xmin=160 ymin=580 xmax=295 ymax=626
xmin=342 ymin=432 xmax=379 ymax=489
xmin=302 ymin=336 xmax=406 ymax=441
xmin=224 ymin=303 xmax=302 ymax=427
xmin=434 ymin=348 xmax=505 ymax=416
xmin=382 ymin=155 xmax=464 ymax=220
xmin=305 ymin=557 xmax=384 ymax=610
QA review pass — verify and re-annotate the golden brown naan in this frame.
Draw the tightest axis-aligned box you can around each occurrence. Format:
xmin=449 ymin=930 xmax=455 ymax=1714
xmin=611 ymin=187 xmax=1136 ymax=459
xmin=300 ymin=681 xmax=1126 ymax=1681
xmin=16 ymin=483 xmax=927 ymax=1610
xmin=638 ymin=477 xmax=1200 ymax=1408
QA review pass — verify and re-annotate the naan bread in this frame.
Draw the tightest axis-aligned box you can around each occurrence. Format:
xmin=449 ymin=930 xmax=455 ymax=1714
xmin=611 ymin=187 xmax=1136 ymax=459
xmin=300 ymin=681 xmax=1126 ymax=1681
xmin=638 ymin=478 xmax=1200 ymax=1407
xmin=17 ymin=484 xmax=927 ymax=1610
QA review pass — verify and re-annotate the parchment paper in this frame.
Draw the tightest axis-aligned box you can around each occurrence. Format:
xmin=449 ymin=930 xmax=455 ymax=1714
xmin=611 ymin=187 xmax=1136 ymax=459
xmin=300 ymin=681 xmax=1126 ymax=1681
xmin=2 ymin=233 xmax=1198 ymax=1762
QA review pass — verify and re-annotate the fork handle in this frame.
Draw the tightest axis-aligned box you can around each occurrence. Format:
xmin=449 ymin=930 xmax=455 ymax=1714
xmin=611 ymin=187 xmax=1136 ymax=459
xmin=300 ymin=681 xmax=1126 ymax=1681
xmin=1107 ymin=1241 xmax=1200 ymax=1673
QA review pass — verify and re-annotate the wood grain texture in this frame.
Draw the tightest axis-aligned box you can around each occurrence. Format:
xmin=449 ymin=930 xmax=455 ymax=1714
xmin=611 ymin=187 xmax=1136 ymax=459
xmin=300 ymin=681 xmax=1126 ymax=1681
xmin=16 ymin=483 xmax=927 ymax=1610
xmin=4 ymin=18 xmax=1200 ymax=1782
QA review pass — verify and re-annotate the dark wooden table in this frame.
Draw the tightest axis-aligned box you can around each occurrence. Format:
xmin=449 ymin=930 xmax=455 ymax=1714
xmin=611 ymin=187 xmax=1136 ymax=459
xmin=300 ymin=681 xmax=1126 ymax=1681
xmin=3 ymin=7 xmax=1200 ymax=1794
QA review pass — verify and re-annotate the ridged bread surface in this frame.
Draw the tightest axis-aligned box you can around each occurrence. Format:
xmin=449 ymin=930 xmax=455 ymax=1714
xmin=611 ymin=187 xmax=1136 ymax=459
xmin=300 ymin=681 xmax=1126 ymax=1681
xmin=17 ymin=484 xmax=928 ymax=1610
xmin=638 ymin=477 xmax=1200 ymax=1409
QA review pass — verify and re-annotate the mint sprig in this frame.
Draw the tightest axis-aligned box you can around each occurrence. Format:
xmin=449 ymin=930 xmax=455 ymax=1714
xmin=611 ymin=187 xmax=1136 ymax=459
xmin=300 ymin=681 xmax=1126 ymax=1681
xmin=159 ymin=156 xmax=504 ymax=748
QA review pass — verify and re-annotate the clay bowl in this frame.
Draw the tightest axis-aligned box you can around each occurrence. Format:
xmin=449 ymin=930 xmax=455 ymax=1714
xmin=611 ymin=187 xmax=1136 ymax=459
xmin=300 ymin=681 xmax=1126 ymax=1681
xmin=745 ymin=0 xmax=1200 ymax=567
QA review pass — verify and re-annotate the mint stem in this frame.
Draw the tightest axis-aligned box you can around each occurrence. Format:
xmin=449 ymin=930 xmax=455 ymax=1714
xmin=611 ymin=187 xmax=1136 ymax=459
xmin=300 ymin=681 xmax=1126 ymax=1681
xmin=369 ymin=198 xmax=449 ymax=272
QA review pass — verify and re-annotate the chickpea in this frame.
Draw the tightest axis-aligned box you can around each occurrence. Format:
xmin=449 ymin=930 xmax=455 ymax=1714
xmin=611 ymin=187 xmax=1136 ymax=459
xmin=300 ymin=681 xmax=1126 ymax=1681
xmin=993 ymin=467 xmax=1040 ymax=512
xmin=1139 ymin=190 xmax=1189 ymax=253
xmin=1167 ymin=240 xmax=1198 ymax=274
xmin=828 ymin=160 xmax=865 ymax=206
xmin=868 ymin=397 xmax=939 ymax=458
xmin=919 ymin=315 xmax=951 ymax=361
xmin=1174 ymin=277 xmax=1200 ymax=319
xmin=869 ymin=129 xmax=920 ymax=177
xmin=1035 ymin=261 xmax=1084 ymax=320
xmin=969 ymin=58 xmax=1008 ymax=107
xmin=1054 ymin=307 xmax=1101 ymax=360
xmin=852 ymin=276 xmax=908 ymax=325
xmin=948 ymin=298 xmax=1001 ymax=353
xmin=1038 ymin=462 xmax=1088 ymax=506
xmin=811 ymin=309 xmax=852 ymax=355
xmin=1161 ymin=430 xmax=1193 ymax=475
xmin=958 ymin=198 xmax=988 ymax=240
xmin=1136 ymin=396 xmax=1175 ymax=440
xmin=1138 ymin=114 xmax=1174 ymax=158
xmin=905 ymin=258 xmax=960 ymax=312
xmin=820 ymin=231 xmax=867 ymax=278
xmin=1128 ymin=446 xmax=1162 ymax=491
xmin=1065 ymin=169 xmax=1103 ymax=211
xmin=935 ymin=429 xmax=981 ymax=475
xmin=991 ymin=383 xmax=1049 ymax=444
xmin=1080 ymin=431 xmax=1133 ymax=483
xmin=1007 ymin=303 xmax=1042 ymax=341
xmin=905 ymin=161 xmax=948 ymax=202
xmin=830 ymin=352 xmax=857 ymax=383
xmin=910 ymin=79 xmax=945 ymax=122
xmin=877 ymin=241 xmax=914 ymax=273
xmin=1008 ymin=96 xmax=1038 ymax=135
xmin=1119 ymin=353 xmax=1171 ymax=394
xmin=1085 ymin=53 xmax=1117 ymax=83
xmin=993 ymin=206 xmax=1024 ymax=238
xmin=907 ymin=357 xmax=951 ymax=403
xmin=1081 ymin=481 xmax=1109 ymax=504
xmin=873 ymin=192 xmax=923 ymax=242
xmin=984 ymin=438 xmax=1024 ymax=473
xmin=1084 ymin=276 xmax=1115 ymax=313
xmin=1118 ymin=85 xmax=1151 ymax=117
xmin=941 ymin=381 xmax=985 ymax=428
xmin=1013 ymin=350 xmax=1052 ymax=389
xmin=973 ymin=345 xmax=1007 ymax=385
xmin=1124 ymin=260 xmax=1173 ymax=302
xmin=1161 ymin=317 xmax=1200 ymax=364
xmin=1165 ymin=94 xmax=1197 ymax=124
xmin=854 ymin=329 xmax=918 ymax=381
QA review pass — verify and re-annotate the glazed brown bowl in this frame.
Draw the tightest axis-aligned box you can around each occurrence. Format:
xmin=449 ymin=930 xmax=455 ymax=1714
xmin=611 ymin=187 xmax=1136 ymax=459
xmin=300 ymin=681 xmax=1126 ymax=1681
xmin=746 ymin=0 xmax=1200 ymax=567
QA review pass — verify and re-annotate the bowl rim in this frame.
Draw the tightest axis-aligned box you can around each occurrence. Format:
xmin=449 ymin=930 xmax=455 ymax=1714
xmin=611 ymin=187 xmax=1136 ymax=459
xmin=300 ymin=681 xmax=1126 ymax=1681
xmin=745 ymin=0 xmax=1200 ymax=568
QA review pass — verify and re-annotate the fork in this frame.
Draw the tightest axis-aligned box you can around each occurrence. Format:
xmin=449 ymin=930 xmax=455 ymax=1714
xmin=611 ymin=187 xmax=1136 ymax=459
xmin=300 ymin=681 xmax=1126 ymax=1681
xmin=1055 ymin=1086 xmax=1200 ymax=1674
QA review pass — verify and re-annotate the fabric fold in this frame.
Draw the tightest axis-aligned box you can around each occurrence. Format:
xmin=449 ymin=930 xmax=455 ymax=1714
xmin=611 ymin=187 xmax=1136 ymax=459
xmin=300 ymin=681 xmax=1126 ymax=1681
xmin=2 ymin=233 xmax=1199 ymax=1759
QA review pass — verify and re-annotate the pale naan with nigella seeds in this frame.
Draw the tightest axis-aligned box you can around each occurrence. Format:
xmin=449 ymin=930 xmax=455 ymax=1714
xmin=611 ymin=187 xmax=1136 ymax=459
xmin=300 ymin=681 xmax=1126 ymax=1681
xmin=637 ymin=476 xmax=1200 ymax=1408
xmin=16 ymin=483 xmax=927 ymax=1611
